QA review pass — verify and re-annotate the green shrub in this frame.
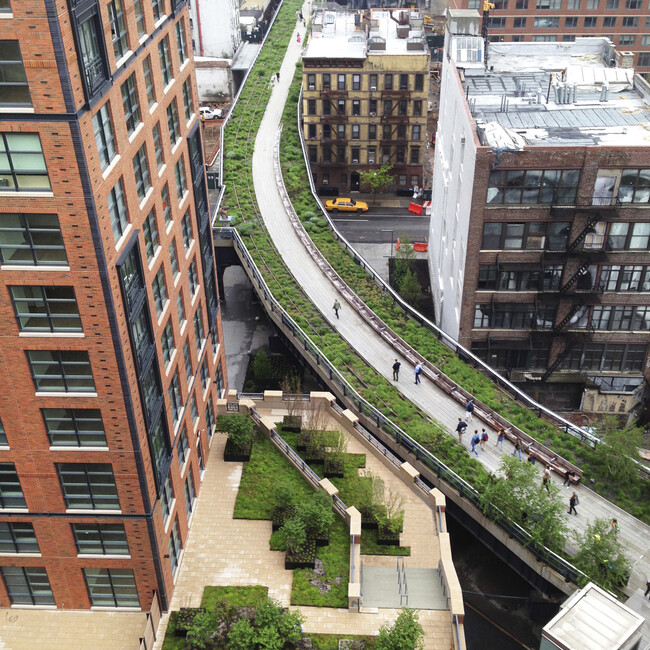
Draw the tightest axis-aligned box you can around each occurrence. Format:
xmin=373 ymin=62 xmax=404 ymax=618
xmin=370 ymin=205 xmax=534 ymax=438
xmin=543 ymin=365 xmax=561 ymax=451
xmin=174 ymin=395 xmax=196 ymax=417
xmin=376 ymin=609 xmax=424 ymax=650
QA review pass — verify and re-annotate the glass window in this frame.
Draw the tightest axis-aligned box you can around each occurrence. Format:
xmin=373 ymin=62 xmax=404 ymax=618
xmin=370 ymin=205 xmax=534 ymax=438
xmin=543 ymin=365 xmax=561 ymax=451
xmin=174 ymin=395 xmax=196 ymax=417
xmin=487 ymin=169 xmax=579 ymax=204
xmin=0 ymin=133 xmax=51 ymax=192
xmin=120 ymin=74 xmax=141 ymax=136
xmin=0 ymin=41 xmax=31 ymax=107
xmin=181 ymin=211 xmax=193 ymax=251
xmin=0 ymin=1 xmax=12 ymax=14
xmin=152 ymin=122 xmax=164 ymax=171
xmin=159 ymin=36 xmax=173 ymax=87
xmin=618 ymin=169 xmax=650 ymax=204
xmin=0 ymin=463 xmax=26 ymax=508
xmin=410 ymin=147 xmax=420 ymax=165
xmin=108 ymin=178 xmax=129 ymax=242
xmin=183 ymin=472 xmax=195 ymax=517
xmin=384 ymin=74 xmax=393 ymax=90
xmin=148 ymin=417 xmax=168 ymax=481
xmin=42 ymin=408 xmax=106 ymax=447
xmin=78 ymin=12 xmax=108 ymax=97
xmin=168 ymin=517 xmax=182 ymax=574
xmin=169 ymin=239 xmax=179 ymax=278
xmin=161 ymin=318 xmax=175 ymax=365
xmin=27 ymin=350 xmax=95 ymax=393
xmin=108 ymin=1 xmax=129 ymax=62
xmin=622 ymin=16 xmax=638 ymax=27
xmin=188 ymin=258 xmax=199 ymax=296
xmin=1 ymin=567 xmax=54 ymax=605
xmin=583 ymin=16 xmax=596 ymax=27
xmin=0 ymin=522 xmax=38 ymax=553
xmin=93 ymin=103 xmax=116 ymax=172
xmin=0 ymin=213 xmax=66 ymax=266
xmin=189 ymin=393 xmax=198 ymax=423
xmin=369 ymin=73 xmax=377 ymax=90
xmin=194 ymin=307 xmax=205 ymax=351
xmin=603 ymin=16 xmax=616 ymax=27
xmin=200 ymin=358 xmax=209 ymax=391
xmin=162 ymin=182 xmax=172 ymax=227
xmin=143 ymin=56 xmax=156 ymax=108
xmin=182 ymin=79 xmax=192 ymax=122
xmin=72 ymin=523 xmax=128 ymax=555
xmin=84 ymin=568 xmax=139 ymax=607
xmin=152 ymin=266 xmax=168 ymax=316
xmin=414 ymin=74 xmax=424 ymax=92
xmin=182 ymin=339 xmax=192 ymax=382
xmin=412 ymin=125 xmax=421 ymax=141
xmin=152 ymin=0 xmax=165 ymax=21
xmin=161 ymin=475 xmax=174 ymax=521
xmin=132 ymin=144 xmax=151 ymax=201
xmin=10 ymin=286 xmax=81 ymax=332
xmin=57 ymin=463 xmax=119 ymax=510
xmin=177 ymin=424 xmax=189 ymax=468
xmin=337 ymin=74 xmax=345 ymax=90
xmin=143 ymin=209 xmax=160 ymax=262
xmin=175 ymin=156 xmax=186 ymax=201
xmin=0 ymin=418 xmax=6 ymax=446
xmin=352 ymin=74 xmax=360 ymax=90
xmin=167 ymin=99 xmax=180 ymax=145
xmin=177 ymin=291 xmax=186 ymax=327
xmin=176 ymin=19 xmax=188 ymax=64
xmin=134 ymin=0 xmax=146 ymax=37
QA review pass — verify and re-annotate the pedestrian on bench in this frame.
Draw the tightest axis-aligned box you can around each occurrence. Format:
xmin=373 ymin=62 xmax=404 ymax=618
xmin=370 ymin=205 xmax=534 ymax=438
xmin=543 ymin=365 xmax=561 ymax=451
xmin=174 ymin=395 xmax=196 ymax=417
xmin=562 ymin=469 xmax=576 ymax=487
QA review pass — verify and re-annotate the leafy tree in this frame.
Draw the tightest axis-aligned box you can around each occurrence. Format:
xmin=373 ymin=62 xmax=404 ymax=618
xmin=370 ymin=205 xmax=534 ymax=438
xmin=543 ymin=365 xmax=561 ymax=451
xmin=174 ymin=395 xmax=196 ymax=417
xmin=480 ymin=456 xmax=568 ymax=552
xmin=571 ymin=518 xmax=630 ymax=591
xmin=227 ymin=598 xmax=303 ymax=649
xmin=396 ymin=267 xmax=422 ymax=309
xmin=252 ymin=349 xmax=273 ymax=382
xmin=273 ymin=480 xmax=296 ymax=509
xmin=226 ymin=414 xmax=256 ymax=447
xmin=376 ymin=609 xmax=424 ymax=650
xmin=297 ymin=490 xmax=335 ymax=538
xmin=280 ymin=516 xmax=307 ymax=554
xmin=185 ymin=610 xmax=217 ymax=649
xmin=361 ymin=163 xmax=394 ymax=204
xmin=593 ymin=416 xmax=643 ymax=484
xmin=228 ymin=618 xmax=257 ymax=650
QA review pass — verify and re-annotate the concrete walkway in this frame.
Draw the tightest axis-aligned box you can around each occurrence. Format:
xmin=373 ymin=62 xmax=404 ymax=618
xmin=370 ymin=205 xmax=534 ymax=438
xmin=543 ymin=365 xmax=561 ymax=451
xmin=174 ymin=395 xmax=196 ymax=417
xmin=250 ymin=7 xmax=650 ymax=597
xmin=152 ymin=407 xmax=452 ymax=649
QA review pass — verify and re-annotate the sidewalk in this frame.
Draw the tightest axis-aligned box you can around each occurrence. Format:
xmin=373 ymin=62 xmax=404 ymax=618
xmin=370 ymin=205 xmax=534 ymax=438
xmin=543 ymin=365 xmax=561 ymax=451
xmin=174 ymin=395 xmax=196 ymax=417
xmin=250 ymin=10 xmax=650 ymax=598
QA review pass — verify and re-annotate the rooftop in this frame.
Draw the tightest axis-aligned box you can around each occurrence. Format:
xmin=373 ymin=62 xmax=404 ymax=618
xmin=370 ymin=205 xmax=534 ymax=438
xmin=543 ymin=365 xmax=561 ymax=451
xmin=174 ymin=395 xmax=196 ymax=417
xmin=304 ymin=9 xmax=428 ymax=61
xmin=460 ymin=39 xmax=650 ymax=148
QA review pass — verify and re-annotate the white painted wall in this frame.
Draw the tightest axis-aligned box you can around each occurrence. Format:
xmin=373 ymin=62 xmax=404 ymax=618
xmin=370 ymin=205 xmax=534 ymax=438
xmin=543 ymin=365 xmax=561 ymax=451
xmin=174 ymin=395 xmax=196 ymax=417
xmin=428 ymin=57 xmax=477 ymax=340
xmin=189 ymin=0 xmax=241 ymax=58
xmin=195 ymin=66 xmax=231 ymax=102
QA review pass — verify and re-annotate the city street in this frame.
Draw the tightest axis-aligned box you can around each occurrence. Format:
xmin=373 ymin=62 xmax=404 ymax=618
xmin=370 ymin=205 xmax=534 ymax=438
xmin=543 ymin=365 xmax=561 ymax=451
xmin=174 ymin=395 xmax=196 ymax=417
xmin=330 ymin=211 xmax=430 ymax=244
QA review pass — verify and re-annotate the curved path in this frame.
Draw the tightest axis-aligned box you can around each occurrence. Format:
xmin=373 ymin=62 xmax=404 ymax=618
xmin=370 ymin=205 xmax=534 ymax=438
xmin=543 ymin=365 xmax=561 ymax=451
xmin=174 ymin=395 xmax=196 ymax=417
xmin=250 ymin=9 xmax=650 ymax=598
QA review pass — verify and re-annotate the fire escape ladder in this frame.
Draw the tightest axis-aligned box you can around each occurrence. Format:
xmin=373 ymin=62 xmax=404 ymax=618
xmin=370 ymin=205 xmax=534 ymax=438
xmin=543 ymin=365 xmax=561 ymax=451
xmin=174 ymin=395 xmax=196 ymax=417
xmin=567 ymin=213 xmax=601 ymax=253
xmin=552 ymin=299 xmax=584 ymax=334
xmin=560 ymin=261 xmax=591 ymax=294
xmin=540 ymin=335 xmax=577 ymax=383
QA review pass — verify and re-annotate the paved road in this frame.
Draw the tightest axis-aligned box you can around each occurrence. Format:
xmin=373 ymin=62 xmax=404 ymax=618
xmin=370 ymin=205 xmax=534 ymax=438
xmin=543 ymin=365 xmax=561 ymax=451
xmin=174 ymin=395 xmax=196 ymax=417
xmin=331 ymin=213 xmax=430 ymax=244
xmin=249 ymin=23 xmax=650 ymax=599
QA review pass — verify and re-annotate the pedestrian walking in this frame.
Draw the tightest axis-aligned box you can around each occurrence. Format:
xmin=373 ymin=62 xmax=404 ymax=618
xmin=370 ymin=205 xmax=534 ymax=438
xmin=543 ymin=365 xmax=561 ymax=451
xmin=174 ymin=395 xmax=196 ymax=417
xmin=542 ymin=466 xmax=551 ymax=495
xmin=455 ymin=418 xmax=467 ymax=443
xmin=332 ymin=299 xmax=341 ymax=319
xmin=392 ymin=359 xmax=401 ymax=381
xmin=470 ymin=431 xmax=480 ymax=456
xmin=297 ymin=32 xmax=301 ymax=43
xmin=299 ymin=10 xmax=303 ymax=20
xmin=414 ymin=362 xmax=423 ymax=384
xmin=480 ymin=428 xmax=488 ymax=450
xmin=276 ymin=71 xmax=280 ymax=82
xmin=568 ymin=492 xmax=579 ymax=515
xmin=526 ymin=451 xmax=536 ymax=465
xmin=609 ymin=518 xmax=620 ymax=538
xmin=465 ymin=399 xmax=475 ymax=421
xmin=513 ymin=437 xmax=522 ymax=459
xmin=645 ymin=577 xmax=650 ymax=598
xmin=496 ymin=427 xmax=505 ymax=449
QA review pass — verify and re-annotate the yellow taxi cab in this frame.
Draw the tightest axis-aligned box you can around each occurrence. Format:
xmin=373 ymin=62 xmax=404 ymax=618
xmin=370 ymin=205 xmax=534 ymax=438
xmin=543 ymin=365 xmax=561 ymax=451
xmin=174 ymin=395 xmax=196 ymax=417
xmin=324 ymin=197 xmax=369 ymax=213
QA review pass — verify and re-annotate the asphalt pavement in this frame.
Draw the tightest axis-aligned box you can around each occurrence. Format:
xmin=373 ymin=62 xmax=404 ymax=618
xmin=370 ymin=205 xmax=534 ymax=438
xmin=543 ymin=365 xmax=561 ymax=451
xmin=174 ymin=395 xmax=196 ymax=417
xmin=329 ymin=209 xmax=430 ymax=244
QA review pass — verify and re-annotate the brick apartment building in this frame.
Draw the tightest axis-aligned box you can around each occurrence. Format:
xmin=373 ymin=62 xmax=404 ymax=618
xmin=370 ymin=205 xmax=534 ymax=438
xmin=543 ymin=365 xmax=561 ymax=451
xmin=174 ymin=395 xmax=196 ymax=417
xmin=430 ymin=11 xmax=650 ymax=412
xmin=0 ymin=0 xmax=225 ymax=611
xmin=302 ymin=9 xmax=430 ymax=195
xmin=451 ymin=0 xmax=650 ymax=76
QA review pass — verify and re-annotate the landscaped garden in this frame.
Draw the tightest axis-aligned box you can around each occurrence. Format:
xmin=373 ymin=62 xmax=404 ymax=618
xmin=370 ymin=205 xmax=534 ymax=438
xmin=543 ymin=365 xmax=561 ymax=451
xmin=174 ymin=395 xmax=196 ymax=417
xmin=218 ymin=0 xmax=648 ymax=593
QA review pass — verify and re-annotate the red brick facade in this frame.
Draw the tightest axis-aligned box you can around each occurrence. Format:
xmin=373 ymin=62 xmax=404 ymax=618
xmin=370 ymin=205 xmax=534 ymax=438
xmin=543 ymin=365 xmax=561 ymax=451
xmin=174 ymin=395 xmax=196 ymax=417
xmin=0 ymin=0 xmax=227 ymax=611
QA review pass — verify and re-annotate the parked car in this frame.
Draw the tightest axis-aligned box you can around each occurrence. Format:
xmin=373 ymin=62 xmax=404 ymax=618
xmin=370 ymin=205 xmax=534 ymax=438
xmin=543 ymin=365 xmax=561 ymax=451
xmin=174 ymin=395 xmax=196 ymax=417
xmin=200 ymin=106 xmax=223 ymax=120
xmin=324 ymin=197 xmax=369 ymax=213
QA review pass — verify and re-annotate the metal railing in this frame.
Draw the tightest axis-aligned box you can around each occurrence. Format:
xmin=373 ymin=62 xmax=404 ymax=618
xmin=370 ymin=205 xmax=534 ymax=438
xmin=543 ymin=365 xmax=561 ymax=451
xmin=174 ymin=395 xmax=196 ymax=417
xmin=224 ymin=232 xmax=590 ymax=587
xmin=397 ymin=557 xmax=408 ymax=607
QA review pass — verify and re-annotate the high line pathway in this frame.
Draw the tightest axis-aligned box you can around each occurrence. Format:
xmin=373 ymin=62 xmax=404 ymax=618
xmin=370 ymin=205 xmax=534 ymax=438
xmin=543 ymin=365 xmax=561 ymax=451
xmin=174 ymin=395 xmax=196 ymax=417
xmin=249 ymin=7 xmax=650 ymax=598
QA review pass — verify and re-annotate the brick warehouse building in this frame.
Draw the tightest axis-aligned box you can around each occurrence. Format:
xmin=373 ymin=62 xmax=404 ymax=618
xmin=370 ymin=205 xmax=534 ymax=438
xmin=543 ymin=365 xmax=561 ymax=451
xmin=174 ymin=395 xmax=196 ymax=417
xmin=430 ymin=11 xmax=650 ymax=412
xmin=0 ymin=0 xmax=226 ymax=611
xmin=302 ymin=9 xmax=429 ymax=195
xmin=451 ymin=0 xmax=650 ymax=77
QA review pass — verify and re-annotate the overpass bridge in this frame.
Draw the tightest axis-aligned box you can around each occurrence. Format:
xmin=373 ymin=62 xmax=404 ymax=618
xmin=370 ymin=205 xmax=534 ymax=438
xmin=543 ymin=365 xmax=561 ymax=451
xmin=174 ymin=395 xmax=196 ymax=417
xmin=211 ymin=6 xmax=650 ymax=600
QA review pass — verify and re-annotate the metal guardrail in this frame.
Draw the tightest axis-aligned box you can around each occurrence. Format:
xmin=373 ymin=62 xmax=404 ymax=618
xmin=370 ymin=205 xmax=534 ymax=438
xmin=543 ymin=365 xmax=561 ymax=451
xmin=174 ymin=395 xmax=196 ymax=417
xmin=270 ymin=429 xmax=321 ymax=488
xmin=226 ymin=231 xmax=590 ymax=587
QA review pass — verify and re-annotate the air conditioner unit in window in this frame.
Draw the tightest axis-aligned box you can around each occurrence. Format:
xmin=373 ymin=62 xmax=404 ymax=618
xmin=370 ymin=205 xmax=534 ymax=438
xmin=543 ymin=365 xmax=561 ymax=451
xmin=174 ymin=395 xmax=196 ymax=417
xmin=308 ymin=84 xmax=315 ymax=90
xmin=371 ymin=86 xmax=377 ymax=91
xmin=368 ymin=158 xmax=375 ymax=164
xmin=351 ymin=159 xmax=358 ymax=164
xmin=370 ymin=112 xmax=376 ymax=117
